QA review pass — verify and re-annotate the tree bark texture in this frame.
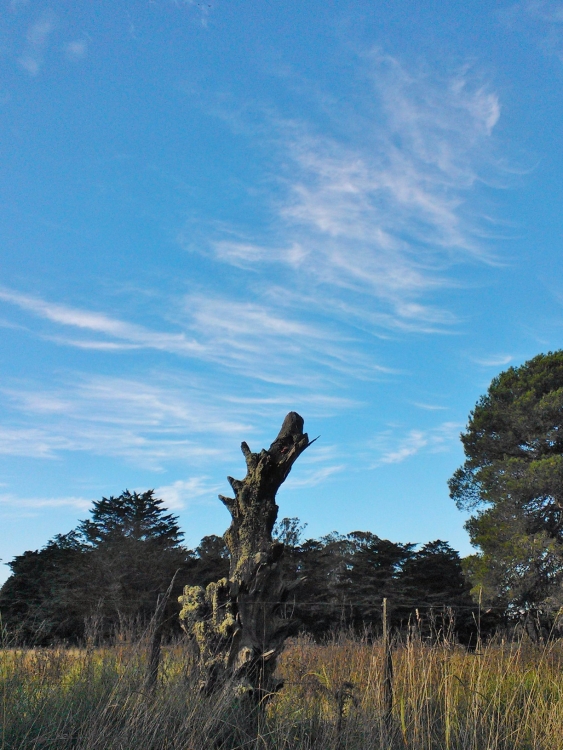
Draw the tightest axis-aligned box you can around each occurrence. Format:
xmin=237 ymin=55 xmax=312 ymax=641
xmin=179 ymin=412 xmax=312 ymax=701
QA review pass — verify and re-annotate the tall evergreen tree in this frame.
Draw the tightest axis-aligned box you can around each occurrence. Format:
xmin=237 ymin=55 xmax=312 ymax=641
xmin=70 ymin=490 xmax=193 ymax=635
xmin=1 ymin=500 xmax=477 ymax=644
xmin=401 ymin=540 xmax=476 ymax=642
xmin=0 ymin=490 xmax=194 ymax=644
xmin=402 ymin=540 xmax=471 ymax=606
xmin=450 ymin=352 xmax=563 ymax=619
xmin=290 ymin=532 xmax=365 ymax=635
xmin=79 ymin=490 xmax=183 ymax=548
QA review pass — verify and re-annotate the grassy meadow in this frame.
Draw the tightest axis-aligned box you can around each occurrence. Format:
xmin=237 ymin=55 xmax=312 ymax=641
xmin=2 ymin=633 xmax=563 ymax=749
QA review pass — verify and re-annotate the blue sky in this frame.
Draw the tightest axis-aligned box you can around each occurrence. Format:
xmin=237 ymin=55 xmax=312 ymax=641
xmin=2 ymin=0 xmax=563 ymax=583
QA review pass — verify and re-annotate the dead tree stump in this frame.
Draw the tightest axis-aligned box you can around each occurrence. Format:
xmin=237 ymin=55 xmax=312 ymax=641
xmin=179 ymin=412 xmax=312 ymax=702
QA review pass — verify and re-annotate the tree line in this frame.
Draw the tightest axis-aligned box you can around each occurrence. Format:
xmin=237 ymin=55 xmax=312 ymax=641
xmin=4 ymin=350 xmax=563 ymax=646
xmin=0 ymin=490 xmax=474 ymax=645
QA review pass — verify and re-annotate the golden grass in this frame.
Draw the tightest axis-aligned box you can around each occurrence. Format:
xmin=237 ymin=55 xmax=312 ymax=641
xmin=2 ymin=634 xmax=563 ymax=749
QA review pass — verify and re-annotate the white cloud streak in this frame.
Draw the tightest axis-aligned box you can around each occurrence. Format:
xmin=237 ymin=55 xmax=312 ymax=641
xmin=284 ymin=464 xmax=345 ymax=489
xmin=155 ymin=477 xmax=222 ymax=510
xmin=502 ymin=1 xmax=563 ymax=60
xmin=183 ymin=295 xmax=388 ymax=383
xmin=0 ymin=427 xmax=75 ymax=458
xmin=472 ymin=353 xmax=514 ymax=367
xmin=412 ymin=402 xmax=449 ymax=411
xmin=18 ymin=16 xmax=54 ymax=76
xmin=0 ymin=371 xmax=354 ymax=467
xmin=0 ymin=287 xmax=388 ymax=387
xmin=372 ymin=421 xmax=462 ymax=466
xmin=0 ymin=54 xmax=506 ymax=477
xmin=65 ymin=40 xmax=87 ymax=61
xmin=1 ymin=55 xmax=504 ymax=390
xmin=0 ymin=375 xmax=249 ymax=466
xmin=203 ymin=54 xmax=503 ymax=333
xmin=0 ymin=361 xmax=358 ymax=482
xmin=0 ymin=493 xmax=91 ymax=511
xmin=0 ymin=288 xmax=206 ymax=356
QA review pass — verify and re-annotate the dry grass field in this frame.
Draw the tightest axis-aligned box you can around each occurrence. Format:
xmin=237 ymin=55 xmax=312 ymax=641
xmin=2 ymin=633 xmax=563 ymax=749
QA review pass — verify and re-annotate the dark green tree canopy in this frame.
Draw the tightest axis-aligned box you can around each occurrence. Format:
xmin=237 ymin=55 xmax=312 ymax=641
xmin=79 ymin=489 xmax=183 ymax=548
xmin=0 ymin=490 xmax=192 ymax=644
xmin=2 ymin=494 xmax=475 ymax=646
xmin=450 ymin=351 xmax=563 ymax=526
xmin=450 ymin=352 xmax=563 ymax=614
xmin=0 ymin=532 xmax=85 ymax=643
xmin=72 ymin=490 xmax=190 ymax=630
xmin=401 ymin=540 xmax=470 ymax=605
xmin=190 ymin=534 xmax=230 ymax=587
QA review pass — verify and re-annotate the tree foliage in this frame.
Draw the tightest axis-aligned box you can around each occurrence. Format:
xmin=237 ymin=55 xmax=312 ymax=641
xmin=279 ymin=528 xmax=472 ymax=639
xmin=1 ymin=505 xmax=474 ymax=644
xmin=450 ymin=352 xmax=563 ymax=617
xmin=0 ymin=532 xmax=84 ymax=643
xmin=71 ymin=490 xmax=191 ymax=631
xmin=79 ymin=490 xmax=183 ymax=547
xmin=0 ymin=490 xmax=194 ymax=644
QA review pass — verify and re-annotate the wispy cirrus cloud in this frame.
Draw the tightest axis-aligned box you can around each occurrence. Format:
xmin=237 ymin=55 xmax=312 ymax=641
xmin=0 ymin=358 xmax=358 ymax=491
xmin=412 ymin=402 xmax=449 ymax=411
xmin=0 ymin=427 xmax=75 ymax=458
xmin=18 ymin=15 xmax=54 ymax=76
xmin=0 ymin=371 xmax=353 ymax=467
xmin=284 ymin=464 xmax=345 ymax=489
xmin=0 ymin=287 xmax=206 ymax=356
xmin=0 ymin=492 xmax=91 ymax=511
xmin=64 ymin=40 xmax=87 ymax=61
xmin=201 ymin=54 xmax=504 ymax=334
xmin=278 ymin=442 xmax=346 ymax=490
xmin=0 ymin=284 xmax=370 ymax=468
xmin=0 ymin=54 xmax=505 ymax=483
xmin=371 ymin=421 xmax=462 ymax=466
xmin=183 ymin=295 xmax=390 ymax=383
xmin=0 ymin=375 xmax=247 ymax=466
xmin=502 ymin=1 xmax=563 ymax=59
xmin=0 ymin=287 xmax=387 ymax=386
xmin=155 ymin=477 xmax=222 ymax=510
xmin=0 ymin=421 xmax=221 ymax=466
xmin=471 ymin=353 xmax=514 ymax=367
xmin=1 ymin=54 xmax=504 ymax=377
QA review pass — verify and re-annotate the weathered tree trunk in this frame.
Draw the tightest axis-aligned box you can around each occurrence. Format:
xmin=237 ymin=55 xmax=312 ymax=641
xmin=179 ymin=412 xmax=312 ymax=702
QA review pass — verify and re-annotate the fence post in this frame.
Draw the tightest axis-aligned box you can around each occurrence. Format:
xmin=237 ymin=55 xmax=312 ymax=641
xmin=382 ymin=597 xmax=393 ymax=722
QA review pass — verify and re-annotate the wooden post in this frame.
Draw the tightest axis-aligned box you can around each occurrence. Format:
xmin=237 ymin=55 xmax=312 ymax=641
xmin=382 ymin=597 xmax=393 ymax=722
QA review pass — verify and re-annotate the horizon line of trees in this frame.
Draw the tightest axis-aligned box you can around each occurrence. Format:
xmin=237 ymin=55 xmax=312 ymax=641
xmin=0 ymin=490 xmax=480 ymax=646
xmin=6 ymin=349 xmax=563 ymax=647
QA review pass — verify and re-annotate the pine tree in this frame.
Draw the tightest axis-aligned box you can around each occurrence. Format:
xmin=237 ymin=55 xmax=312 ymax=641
xmin=78 ymin=489 xmax=183 ymax=547
xmin=71 ymin=490 xmax=192 ymax=634
xmin=0 ymin=490 xmax=194 ymax=643
xmin=450 ymin=352 xmax=563 ymax=618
